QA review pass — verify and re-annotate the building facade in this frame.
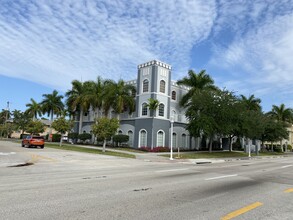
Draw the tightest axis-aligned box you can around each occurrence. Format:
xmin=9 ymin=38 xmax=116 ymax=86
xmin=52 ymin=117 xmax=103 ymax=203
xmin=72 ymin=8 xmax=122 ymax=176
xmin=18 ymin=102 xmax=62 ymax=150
xmin=76 ymin=60 xmax=200 ymax=150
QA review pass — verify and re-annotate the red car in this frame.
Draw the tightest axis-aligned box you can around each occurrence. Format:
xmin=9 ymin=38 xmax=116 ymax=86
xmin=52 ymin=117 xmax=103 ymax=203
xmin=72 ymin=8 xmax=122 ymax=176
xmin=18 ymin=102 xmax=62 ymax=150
xmin=21 ymin=136 xmax=45 ymax=148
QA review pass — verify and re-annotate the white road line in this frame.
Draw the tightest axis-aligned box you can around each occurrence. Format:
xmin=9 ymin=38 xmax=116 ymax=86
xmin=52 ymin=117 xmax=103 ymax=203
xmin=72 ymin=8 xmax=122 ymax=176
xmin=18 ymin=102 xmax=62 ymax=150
xmin=205 ymin=174 xmax=238 ymax=181
xmin=156 ymin=168 xmax=190 ymax=173
xmin=0 ymin=152 xmax=16 ymax=156
xmin=281 ymin=165 xmax=293 ymax=169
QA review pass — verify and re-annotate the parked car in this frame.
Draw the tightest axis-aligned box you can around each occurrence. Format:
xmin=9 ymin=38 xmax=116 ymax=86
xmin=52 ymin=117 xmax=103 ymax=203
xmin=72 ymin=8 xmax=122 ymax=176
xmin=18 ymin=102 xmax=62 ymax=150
xmin=21 ymin=136 xmax=45 ymax=148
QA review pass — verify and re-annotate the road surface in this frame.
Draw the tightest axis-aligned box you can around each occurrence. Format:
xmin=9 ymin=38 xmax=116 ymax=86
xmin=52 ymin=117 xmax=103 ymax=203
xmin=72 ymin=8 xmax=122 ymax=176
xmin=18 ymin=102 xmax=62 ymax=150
xmin=0 ymin=140 xmax=293 ymax=219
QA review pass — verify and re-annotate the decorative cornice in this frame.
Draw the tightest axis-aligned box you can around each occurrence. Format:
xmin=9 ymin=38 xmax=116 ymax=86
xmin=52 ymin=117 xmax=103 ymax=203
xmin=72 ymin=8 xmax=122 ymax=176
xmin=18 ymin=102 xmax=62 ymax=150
xmin=138 ymin=60 xmax=172 ymax=70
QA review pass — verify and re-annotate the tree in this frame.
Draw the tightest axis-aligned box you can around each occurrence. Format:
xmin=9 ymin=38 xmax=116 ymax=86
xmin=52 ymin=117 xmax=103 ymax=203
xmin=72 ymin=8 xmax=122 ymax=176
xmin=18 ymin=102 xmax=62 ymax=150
xmin=267 ymin=104 xmax=293 ymax=151
xmin=25 ymin=98 xmax=42 ymax=120
xmin=87 ymin=77 xmax=104 ymax=120
xmin=103 ymin=79 xmax=136 ymax=118
xmin=185 ymin=89 xmax=238 ymax=152
xmin=40 ymin=90 xmax=64 ymax=141
xmin=66 ymin=80 xmax=92 ymax=134
xmin=92 ymin=117 xmax=119 ymax=152
xmin=147 ymin=98 xmax=159 ymax=149
xmin=12 ymin=110 xmax=31 ymax=134
xmin=25 ymin=120 xmax=45 ymax=135
xmin=51 ymin=117 xmax=74 ymax=146
xmin=261 ymin=116 xmax=288 ymax=151
xmin=177 ymin=69 xmax=218 ymax=107
xmin=0 ymin=109 xmax=10 ymax=124
xmin=239 ymin=94 xmax=262 ymax=112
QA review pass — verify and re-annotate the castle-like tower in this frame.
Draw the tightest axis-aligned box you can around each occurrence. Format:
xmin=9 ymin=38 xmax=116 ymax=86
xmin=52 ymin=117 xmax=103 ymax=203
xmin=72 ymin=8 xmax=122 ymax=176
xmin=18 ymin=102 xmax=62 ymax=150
xmin=76 ymin=60 xmax=198 ymax=150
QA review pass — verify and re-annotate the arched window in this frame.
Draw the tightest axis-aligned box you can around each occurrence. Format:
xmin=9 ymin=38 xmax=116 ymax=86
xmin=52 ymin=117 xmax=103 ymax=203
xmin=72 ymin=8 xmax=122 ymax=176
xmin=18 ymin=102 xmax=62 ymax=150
xmin=128 ymin=130 xmax=133 ymax=147
xmin=172 ymin=133 xmax=177 ymax=148
xmin=139 ymin=130 xmax=147 ymax=148
xmin=172 ymin=110 xmax=177 ymax=121
xmin=143 ymin=79 xmax=149 ymax=93
xmin=118 ymin=130 xmax=123 ymax=134
xmin=159 ymin=103 xmax=164 ymax=116
xmin=182 ymin=134 xmax=187 ymax=149
xmin=157 ymin=130 xmax=164 ymax=147
xmin=172 ymin=91 xmax=176 ymax=100
xmin=142 ymin=103 xmax=148 ymax=116
xmin=160 ymin=80 xmax=165 ymax=93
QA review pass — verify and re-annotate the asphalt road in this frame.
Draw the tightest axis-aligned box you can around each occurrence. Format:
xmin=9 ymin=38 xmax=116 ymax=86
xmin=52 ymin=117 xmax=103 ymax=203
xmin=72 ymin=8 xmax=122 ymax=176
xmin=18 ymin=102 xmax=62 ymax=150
xmin=0 ymin=140 xmax=293 ymax=220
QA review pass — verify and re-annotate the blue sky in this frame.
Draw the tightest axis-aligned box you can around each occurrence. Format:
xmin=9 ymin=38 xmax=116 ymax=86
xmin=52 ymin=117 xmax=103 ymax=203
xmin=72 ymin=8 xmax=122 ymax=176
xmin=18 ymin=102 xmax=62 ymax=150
xmin=0 ymin=0 xmax=293 ymax=113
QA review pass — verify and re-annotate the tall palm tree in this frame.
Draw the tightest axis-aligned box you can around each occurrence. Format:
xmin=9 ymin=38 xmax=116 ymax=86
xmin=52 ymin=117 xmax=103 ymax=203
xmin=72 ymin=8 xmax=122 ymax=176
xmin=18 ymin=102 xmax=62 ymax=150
xmin=177 ymin=69 xmax=218 ymax=107
xmin=147 ymin=98 xmax=159 ymax=149
xmin=240 ymin=94 xmax=261 ymax=112
xmin=25 ymin=98 xmax=42 ymax=120
xmin=65 ymin=80 xmax=92 ymax=134
xmin=40 ymin=90 xmax=64 ymax=140
xmin=103 ymin=79 xmax=136 ymax=119
xmin=268 ymin=104 xmax=293 ymax=152
xmin=268 ymin=104 xmax=293 ymax=123
xmin=87 ymin=77 xmax=104 ymax=120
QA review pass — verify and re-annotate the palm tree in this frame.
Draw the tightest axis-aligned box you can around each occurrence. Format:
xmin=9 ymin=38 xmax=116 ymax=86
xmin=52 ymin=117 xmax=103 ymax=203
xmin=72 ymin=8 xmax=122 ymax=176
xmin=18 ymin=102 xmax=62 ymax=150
xmin=240 ymin=94 xmax=261 ymax=112
xmin=40 ymin=90 xmax=64 ymax=140
xmin=103 ymin=79 xmax=136 ymax=119
xmin=267 ymin=104 xmax=293 ymax=151
xmin=147 ymin=98 xmax=159 ymax=149
xmin=65 ymin=80 xmax=92 ymax=134
xmin=25 ymin=98 xmax=42 ymax=120
xmin=177 ymin=69 xmax=218 ymax=107
xmin=87 ymin=77 xmax=104 ymax=120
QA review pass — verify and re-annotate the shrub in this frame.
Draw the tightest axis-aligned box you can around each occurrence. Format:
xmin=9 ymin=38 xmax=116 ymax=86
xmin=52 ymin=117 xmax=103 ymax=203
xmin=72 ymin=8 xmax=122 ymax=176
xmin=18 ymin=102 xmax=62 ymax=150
xmin=113 ymin=134 xmax=129 ymax=147
xmin=273 ymin=146 xmax=282 ymax=153
xmin=52 ymin=134 xmax=61 ymax=142
xmin=287 ymin=144 xmax=292 ymax=151
xmin=68 ymin=132 xmax=78 ymax=139
xmin=78 ymin=133 xmax=92 ymax=142
xmin=138 ymin=146 xmax=170 ymax=152
xmin=152 ymin=146 xmax=170 ymax=152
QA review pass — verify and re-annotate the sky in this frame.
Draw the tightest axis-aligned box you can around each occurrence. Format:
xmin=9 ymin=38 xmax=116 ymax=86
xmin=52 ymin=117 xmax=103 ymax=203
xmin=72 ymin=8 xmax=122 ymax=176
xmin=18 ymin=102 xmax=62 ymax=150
xmin=0 ymin=0 xmax=293 ymax=113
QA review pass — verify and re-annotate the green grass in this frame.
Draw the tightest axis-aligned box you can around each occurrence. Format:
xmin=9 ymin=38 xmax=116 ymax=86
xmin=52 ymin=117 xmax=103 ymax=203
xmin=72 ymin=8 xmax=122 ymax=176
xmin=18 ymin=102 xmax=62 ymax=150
xmin=45 ymin=143 xmax=136 ymax=159
xmin=108 ymin=147 xmax=146 ymax=153
xmin=162 ymin=151 xmax=284 ymax=159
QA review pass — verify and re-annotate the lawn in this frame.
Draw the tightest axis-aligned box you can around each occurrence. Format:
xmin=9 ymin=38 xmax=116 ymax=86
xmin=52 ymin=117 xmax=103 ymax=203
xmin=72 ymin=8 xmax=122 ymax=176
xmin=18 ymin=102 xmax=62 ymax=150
xmin=108 ymin=147 xmax=146 ymax=153
xmin=45 ymin=143 xmax=136 ymax=159
xmin=163 ymin=151 xmax=284 ymax=159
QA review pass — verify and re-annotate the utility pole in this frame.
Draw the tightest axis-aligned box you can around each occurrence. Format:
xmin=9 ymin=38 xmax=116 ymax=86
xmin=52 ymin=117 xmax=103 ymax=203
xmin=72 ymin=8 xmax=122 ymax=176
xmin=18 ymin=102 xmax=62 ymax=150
xmin=5 ymin=101 xmax=10 ymax=138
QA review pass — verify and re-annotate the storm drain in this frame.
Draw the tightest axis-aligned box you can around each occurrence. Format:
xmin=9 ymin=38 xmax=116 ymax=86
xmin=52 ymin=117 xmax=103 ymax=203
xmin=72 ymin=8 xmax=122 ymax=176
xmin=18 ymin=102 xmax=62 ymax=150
xmin=8 ymin=162 xmax=34 ymax=167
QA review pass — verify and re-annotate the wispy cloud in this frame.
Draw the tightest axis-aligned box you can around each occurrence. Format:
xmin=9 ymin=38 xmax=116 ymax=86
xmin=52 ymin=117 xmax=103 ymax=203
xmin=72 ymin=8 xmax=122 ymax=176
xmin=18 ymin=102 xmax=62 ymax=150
xmin=208 ymin=0 xmax=293 ymax=110
xmin=0 ymin=0 xmax=216 ymax=90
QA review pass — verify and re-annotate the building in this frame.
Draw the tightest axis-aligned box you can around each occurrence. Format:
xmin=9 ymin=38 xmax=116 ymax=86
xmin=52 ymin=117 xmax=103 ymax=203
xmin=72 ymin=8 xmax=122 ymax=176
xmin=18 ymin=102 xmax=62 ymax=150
xmin=76 ymin=60 xmax=199 ymax=150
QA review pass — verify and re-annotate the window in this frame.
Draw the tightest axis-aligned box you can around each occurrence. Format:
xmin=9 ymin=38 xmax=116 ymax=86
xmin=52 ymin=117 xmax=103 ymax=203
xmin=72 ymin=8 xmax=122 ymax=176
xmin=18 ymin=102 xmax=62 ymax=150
xmin=172 ymin=91 xmax=176 ymax=100
xmin=182 ymin=134 xmax=187 ymax=149
xmin=160 ymin=80 xmax=165 ymax=93
xmin=159 ymin=103 xmax=164 ymax=116
xmin=142 ymin=103 xmax=148 ymax=116
xmin=157 ymin=131 xmax=164 ymax=147
xmin=118 ymin=130 xmax=123 ymax=134
xmin=128 ymin=130 xmax=133 ymax=147
xmin=172 ymin=133 xmax=177 ymax=148
xmin=172 ymin=110 xmax=176 ymax=121
xmin=84 ymin=112 xmax=88 ymax=116
xmin=140 ymin=130 xmax=147 ymax=147
xmin=143 ymin=79 xmax=149 ymax=93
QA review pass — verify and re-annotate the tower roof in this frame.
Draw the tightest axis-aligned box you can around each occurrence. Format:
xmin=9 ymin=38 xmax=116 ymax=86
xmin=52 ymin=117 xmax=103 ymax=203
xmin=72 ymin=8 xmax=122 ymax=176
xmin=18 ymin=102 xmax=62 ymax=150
xmin=137 ymin=60 xmax=172 ymax=70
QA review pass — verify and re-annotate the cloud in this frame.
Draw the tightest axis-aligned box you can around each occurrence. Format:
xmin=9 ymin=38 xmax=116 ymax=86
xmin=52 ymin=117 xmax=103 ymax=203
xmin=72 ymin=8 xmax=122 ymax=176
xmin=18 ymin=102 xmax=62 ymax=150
xmin=0 ymin=0 xmax=216 ymax=90
xmin=208 ymin=1 xmax=293 ymax=110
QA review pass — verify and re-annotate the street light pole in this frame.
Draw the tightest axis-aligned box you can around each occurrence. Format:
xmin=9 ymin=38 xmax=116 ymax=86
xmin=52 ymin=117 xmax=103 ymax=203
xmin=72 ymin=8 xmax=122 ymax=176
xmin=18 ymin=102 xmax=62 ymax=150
xmin=170 ymin=116 xmax=174 ymax=160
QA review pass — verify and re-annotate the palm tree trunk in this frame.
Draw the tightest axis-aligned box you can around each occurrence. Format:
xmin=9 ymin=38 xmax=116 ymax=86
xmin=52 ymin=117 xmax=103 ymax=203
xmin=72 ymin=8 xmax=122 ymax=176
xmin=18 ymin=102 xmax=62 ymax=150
xmin=79 ymin=108 xmax=83 ymax=134
xmin=48 ymin=111 xmax=54 ymax=142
